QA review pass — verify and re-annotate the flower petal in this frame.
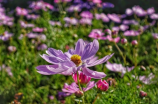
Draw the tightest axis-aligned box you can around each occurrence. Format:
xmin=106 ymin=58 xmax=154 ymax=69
xmin=74 ymin=39 xmax=85 ymax=56
xmin=82 ymin=67 xmax=106 ymax=79
xmin=86 ymin=53 xmax=114 ymax=67
xmin=83 ymin=81 xmax=95 ymax=92
xmin=81 ymin=39 xmax=99 ymax=61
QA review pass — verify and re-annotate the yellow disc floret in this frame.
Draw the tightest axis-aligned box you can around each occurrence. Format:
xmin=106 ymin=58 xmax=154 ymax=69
xmin=71 ymin=54 xmax=82 ymax=66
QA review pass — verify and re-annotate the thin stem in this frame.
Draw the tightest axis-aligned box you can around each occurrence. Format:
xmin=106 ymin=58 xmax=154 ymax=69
xmin=114 ymin=42 xmax=126 ymax=66
xmin=92 ymin=94 xmax=100 ymax=104
xmin=156 ymin=41 xmax=158 ymax=55
xmin=133 ymin=47 xmax=137 ymax=67
xmin=77 ymin=72 xmax=85 ymax=104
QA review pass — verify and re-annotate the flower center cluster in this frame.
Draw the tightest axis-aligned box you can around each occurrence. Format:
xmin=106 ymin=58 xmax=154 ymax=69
xmin=71 ymin=54 xmax=82 ymax=66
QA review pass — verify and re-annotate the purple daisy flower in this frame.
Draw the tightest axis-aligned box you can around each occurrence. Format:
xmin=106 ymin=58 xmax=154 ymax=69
xmin=124 ymin=30 xmax=140 ymax=36
xmin=0 ymin=31 xmax=13 ymax=41
xmin=102 ymin=2 xmax=114 ymax=8
xmin=36 ymin=39 xmax=114 ymax=79
xmin=125 ymin=8 xmax=133 ymax=16
xmin=95 ymin=13 xmax=109 ymax=22
xmin=150 ymin=13 xmax=158 ymax=20
xmin=147 ymin=7 xmax=155 ymax=15
xmin=80 ymin=11 xmax=93 ymax=19
xmin=123 ymin=19 xmax=139 ymax=25
xmin=152 ymin=33 xmax=158 ymax=39
xmin=79 ymin=18 xmax=92 ymax=25
xmin=132 ymin=5 xmax=147 ymax=17
xmin=62 ymin=81 xmax=95 ymax=94
xmin=106 ymin=62 xmax=134 ymax=77
xmin=107 ymin=14 xmax=121 ymax=23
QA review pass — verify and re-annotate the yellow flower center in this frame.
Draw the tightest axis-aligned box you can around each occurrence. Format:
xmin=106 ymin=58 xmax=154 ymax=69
xmin=71 ymin=54 xmax=82 ymax=66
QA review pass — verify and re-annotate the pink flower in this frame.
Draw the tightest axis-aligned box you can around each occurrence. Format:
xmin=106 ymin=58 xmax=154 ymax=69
xmin=72 ymin=71 xmax=91 ymax=85
xmin=95 ymin=13 xmax=109 ymax=22
xmin=107 ymin=14 xmax=121 ymax=23
xmin=147 ymin=7 xmax=155 ymax=15
xmin=124 ymin=30 xmax=140 ymax=36
xmin=106 ymin=35 xmax=120 ymax=43
xmin=32 ymin=27 xmax=45 ymax=33
xmin=16 ymin=7 xmax=28 ymax=16
xmin=80 ymin=11 xmax=93 ymax=19
xmin=150 ymin=13 xmax=158 ymax=20
xmin=96 ymin=79 xmax=109 ymax=91
xmin=62 ymin=81 xmax=95 ymax=94
xmin=152 ymin=33 xmax=158 ymax=39
xmin=92 ymin=0 xmax=102 ymax=4
xmin=89 ymin=29 xmax=106 ymax=40
xmin=125 ymin=8 xmax=133 ymax=16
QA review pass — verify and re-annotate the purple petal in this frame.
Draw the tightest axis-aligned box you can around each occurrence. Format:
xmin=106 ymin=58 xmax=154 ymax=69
xmin=86 ymin=53 xmax=114 ymax=67
xmin=36 ymin=64 xmax=68 ymax=74
xmin=82 ymin=67 xmax=106 ymax=79
xmin=74 ymin=39 xmax=85 ymax=56
xmin=41 ymin=54 xmax=64 ymax=64
xmin=81 ymin=39 xmax=99 ymax=61
xmin=46 ymin=48 xmax=68 ymax=60
xmin=83 ymin=81 xmax=95 ymax=92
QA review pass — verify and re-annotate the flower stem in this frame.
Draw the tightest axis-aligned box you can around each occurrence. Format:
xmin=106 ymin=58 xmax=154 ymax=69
xmin=133 ymin=47 xmax=137 ymax=67
xmin=114 ymin=42 xmax=126 ymax=66
xmin=156 ymin=41 xmax=158 ymax=55
xmin=92 ymin=93 xmax=100 ymax=104
xmin=77 ymin=72 xmax=85 ymax=104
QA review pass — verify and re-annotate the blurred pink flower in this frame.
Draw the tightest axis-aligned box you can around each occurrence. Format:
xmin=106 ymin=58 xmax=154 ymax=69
xmin=33 ymin=27 xmax=45 ymax=33
xmin=107 ymin=14 xmax=121 ymax=23
xmin=62 ymin=81 xmax=95 ymax=94
xmin=16 ymin=7 xmax=28 ymax=16
xmin=106 ymin=35 xmax=120 ymax=43
xmin=80 ymin=11 xmax=93 ymax=19
xmin=124 ymin=30 xmax=140 ymax=36
xmin=89 ymin=29 xmax=106 ymax=40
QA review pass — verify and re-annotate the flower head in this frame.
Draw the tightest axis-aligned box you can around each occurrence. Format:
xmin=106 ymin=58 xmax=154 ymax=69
xmin=72 ymin=71 xmax=91 ymax=85
xmin=96 ymin=79 xmax=109 ymax=91
xmin=89 ymin=29 xmax=106 ymax=40
xmin=36 ymin=39 xmax=114 ymax=79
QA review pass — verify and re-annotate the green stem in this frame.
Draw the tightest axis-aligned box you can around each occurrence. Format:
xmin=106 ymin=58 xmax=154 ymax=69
xmin=133 ymin=47 xmax=137 ymax=67
xmin=77 ymin=72 xmax=85 ymax=104
xmin=156 ymin=41 xmax=158 ymax=55
xmin=114 ymin=42 xmax=126 ymax=66
xmin=92 ymin=93 xmax=100 ymax=104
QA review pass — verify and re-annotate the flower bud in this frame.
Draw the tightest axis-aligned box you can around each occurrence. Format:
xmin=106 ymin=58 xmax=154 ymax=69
xmin=140 ymin=66 xmax=146 ymax=71
xmin=107 ymin=78 xmax=117 ymax=87
xmin=121 ymin=38 xmax=127 ymax=44
xmin=96 ymin=79 xmax=109 ymax=91
xmin=131 ymin=40 xmax=138 ymax=45
xmin=72 ymin=71 xmax=91 ymax=85
xmin=75 ymin=91 xmax=83 ymax=98
xmin=140 ymin=91 xmax=147 ymax=97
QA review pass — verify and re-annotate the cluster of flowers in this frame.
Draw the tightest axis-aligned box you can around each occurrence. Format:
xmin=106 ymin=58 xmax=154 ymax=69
xmin=37 ymin=39 xmax=113 ymax=99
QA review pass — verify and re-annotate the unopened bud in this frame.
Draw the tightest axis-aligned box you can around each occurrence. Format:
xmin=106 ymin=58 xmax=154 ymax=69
xmin=140 ymin=66 xmax=146 ymax=71
xmin=121 ymin=38 xmax=127 ymax=44
xmin=75 ymin=91 xmax=83 ymax=98
xmin=140 ymin=91 xmax=147 ymax=97
xmin=131 ymin=40 xmax=138 ymax=45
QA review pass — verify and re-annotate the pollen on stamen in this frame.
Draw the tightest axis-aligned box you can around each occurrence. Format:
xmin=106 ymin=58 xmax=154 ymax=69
xmin=71 ymin=54 xmax=82 ymax=66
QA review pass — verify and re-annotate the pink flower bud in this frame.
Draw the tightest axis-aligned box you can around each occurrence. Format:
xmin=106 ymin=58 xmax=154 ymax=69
xmin=96 ymin=79 xmax=109 ymax=91
xmin=140 ymin=91 xmax=147 ymax=97
xmin=75 ymin=91 xmax=84 ymax=98
xmin=131 ymin=40 xmax=138 ymax=45
xmin=121 ymin=38 xmax=127 ymax=44
xmin=72 ymin=71 xmax=91 ymax=85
